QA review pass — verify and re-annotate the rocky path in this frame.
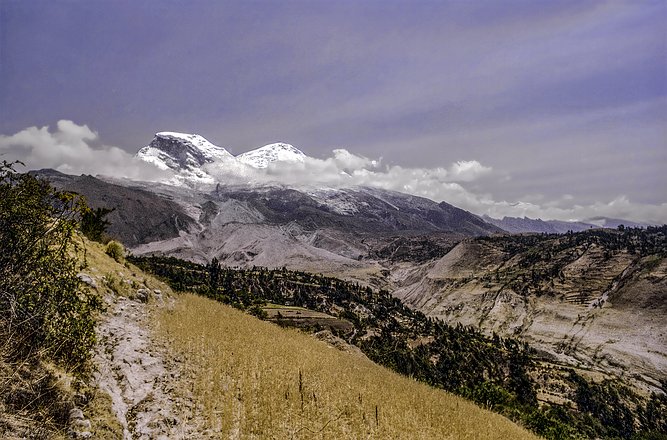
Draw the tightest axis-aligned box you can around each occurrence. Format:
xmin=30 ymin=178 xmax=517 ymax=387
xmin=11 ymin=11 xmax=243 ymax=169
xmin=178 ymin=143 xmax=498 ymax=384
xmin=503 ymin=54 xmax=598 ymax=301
xmin=93 ymin=290 xmax=202 ymax=440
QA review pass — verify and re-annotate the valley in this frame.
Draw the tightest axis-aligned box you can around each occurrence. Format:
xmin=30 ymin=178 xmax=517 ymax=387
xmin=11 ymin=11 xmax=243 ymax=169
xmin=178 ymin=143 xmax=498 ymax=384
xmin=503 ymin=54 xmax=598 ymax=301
xmin=391 ymin=229 xmax=667 ymax=395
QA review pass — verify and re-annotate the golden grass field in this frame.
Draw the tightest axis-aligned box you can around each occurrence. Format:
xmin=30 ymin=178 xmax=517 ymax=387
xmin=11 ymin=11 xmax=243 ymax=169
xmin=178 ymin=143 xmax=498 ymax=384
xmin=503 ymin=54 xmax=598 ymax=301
xmin=159 ymin=293 xmax=539 ymax=439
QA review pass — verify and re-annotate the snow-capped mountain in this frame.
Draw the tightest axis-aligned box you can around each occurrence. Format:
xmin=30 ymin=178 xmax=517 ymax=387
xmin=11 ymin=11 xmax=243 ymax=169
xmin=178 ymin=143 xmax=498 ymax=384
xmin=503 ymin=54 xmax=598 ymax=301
xmin=137 ymin=132 xmax=236 ymax=184
xmin=136 ymin=134 xmax=308 ymax=186
xmin=237 ymin=143 xmax=306 ymax=168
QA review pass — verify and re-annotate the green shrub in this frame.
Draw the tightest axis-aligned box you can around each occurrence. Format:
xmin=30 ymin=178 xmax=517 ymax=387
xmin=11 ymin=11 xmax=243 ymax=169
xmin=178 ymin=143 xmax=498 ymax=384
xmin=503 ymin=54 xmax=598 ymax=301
xmin=105 ymin=240 xmax=125 ymax=263
xmin=0 ymin=161 xmax=102 ymax=374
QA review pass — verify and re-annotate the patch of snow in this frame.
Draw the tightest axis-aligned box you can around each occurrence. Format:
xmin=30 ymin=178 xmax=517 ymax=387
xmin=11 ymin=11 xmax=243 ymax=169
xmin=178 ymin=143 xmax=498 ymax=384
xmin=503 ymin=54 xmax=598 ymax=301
xmin=305 ymin=188 xmax=360 ymax=215
xmin=154 ymin=132 xmax=233 ymax=161
xmin=237 ymin=142 xmax=306 ymax=168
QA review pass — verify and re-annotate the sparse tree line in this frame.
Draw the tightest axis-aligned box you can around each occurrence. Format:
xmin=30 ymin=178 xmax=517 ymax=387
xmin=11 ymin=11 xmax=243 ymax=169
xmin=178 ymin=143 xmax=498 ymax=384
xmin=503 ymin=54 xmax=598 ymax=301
xmin=131 ymin=252 xmax=667 ymax=439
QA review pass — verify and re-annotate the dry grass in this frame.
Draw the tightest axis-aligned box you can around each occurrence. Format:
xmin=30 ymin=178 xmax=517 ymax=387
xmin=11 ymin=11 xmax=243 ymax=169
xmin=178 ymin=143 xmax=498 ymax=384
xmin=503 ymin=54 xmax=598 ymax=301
xmin=160 ymin=293 xmax=539 ymax=439
xmin=82 ymin=384 xmax=123 ymax=439
xmin=0 ymin=358 xmax=71 ymax=440
xmin=0 ymin=237 xmax=174 ymax=439
xmin=80 ymin=239 xmax=173 ymax=298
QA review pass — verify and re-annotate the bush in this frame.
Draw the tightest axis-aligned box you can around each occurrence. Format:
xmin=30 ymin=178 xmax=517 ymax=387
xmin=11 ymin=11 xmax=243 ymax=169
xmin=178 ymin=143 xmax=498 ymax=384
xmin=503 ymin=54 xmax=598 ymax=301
xmin=247 ymin=304 xmax=268 ymax=319
xmin=105 ymin=240 xmax=125 ymax=263
xmin=0 ymin=161 xmax=102 ymax=374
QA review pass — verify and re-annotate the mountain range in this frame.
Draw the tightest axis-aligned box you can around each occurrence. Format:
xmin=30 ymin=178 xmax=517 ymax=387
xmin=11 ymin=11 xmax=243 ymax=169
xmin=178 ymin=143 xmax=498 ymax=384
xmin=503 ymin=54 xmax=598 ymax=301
xmin=134 ymin=131 xmax=651 ymax=230
xmin=482 ymin=215 xmax=653 ymax=234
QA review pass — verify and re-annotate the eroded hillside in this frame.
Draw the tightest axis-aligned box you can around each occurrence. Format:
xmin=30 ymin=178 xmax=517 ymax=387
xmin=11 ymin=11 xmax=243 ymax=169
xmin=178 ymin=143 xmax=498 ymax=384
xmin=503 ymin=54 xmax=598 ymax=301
xmin=392 ymin=227 xmax=667 ymax=394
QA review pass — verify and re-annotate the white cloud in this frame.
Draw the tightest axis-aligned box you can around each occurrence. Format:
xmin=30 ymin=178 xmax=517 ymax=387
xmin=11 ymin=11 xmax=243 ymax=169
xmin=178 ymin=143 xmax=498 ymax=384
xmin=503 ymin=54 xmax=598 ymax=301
xmin=448 ymin=160 xmax=492 ymax=182
xmin=332 ymin=148 xmax=376 ymax=171
xmin=0 ymin=120 xmax=170 ymax=181
xmin=215 ymin=149 xmax=487 ymax=195
xmin=212 ymin=149 xmax=666 ymax=224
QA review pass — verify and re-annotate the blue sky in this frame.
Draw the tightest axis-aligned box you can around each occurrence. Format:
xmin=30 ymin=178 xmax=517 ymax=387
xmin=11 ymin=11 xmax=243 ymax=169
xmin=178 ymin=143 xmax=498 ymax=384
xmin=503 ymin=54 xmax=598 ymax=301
xmin=1 ymin=0 xmax=666 ymax=222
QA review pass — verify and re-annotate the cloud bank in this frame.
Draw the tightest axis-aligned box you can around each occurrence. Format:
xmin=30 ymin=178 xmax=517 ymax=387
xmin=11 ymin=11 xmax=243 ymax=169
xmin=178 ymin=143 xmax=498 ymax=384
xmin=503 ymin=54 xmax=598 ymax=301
xmin=0 ymin=120 xmax=169 ymax=180
xmin=1 ymin=120 xmax=665 ymax=224
xmin=240 ymin=154 xmax=665 ymax=225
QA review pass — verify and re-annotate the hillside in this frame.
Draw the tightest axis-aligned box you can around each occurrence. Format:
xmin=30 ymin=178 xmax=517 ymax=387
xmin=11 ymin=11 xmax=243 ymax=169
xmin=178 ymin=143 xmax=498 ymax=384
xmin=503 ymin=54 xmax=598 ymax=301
xmin=131 ymin=254 xmax=667 ymax=439
xmin=160 ymin=293 xmax=539 ymax=439
xmin=1 ymin=234 xmax=539 ymax=439
xmin=30 ymin=169 xmax=197 ymax=246
xmin=392 ymin=227 xmax=667 ymax=394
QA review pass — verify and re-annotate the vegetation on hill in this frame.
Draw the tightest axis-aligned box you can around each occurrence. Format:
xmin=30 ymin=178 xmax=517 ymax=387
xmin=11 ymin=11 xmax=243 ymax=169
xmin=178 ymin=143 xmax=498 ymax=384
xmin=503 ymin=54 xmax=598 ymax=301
xmin=367 ymin=233 xmax=459 ymax=262
xmin=0 ymin=162 xmax=105 ymax=372
xmin=131 ymin=256 xmax=535 ymax=400
xmin=130 ymin=251 xmax=667 ymax=439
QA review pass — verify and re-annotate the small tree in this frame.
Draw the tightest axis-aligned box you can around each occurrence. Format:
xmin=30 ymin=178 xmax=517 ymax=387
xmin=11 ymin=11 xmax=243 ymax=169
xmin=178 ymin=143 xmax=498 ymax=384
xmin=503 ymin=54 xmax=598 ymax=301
xmin=81 ymin=206 xmax=114 ymax=243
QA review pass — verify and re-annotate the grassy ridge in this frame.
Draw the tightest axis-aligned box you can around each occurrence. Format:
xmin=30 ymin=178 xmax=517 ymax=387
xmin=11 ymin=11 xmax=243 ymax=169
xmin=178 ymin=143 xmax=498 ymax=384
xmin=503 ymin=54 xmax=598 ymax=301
xmin=160 ymin=293 xmax=539 ymax=439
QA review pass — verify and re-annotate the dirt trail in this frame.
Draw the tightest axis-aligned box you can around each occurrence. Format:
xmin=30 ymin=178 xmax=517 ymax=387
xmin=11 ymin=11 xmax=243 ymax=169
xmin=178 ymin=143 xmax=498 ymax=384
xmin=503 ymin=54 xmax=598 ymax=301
xmin=93 ymin=291 xmax=206 ymax=439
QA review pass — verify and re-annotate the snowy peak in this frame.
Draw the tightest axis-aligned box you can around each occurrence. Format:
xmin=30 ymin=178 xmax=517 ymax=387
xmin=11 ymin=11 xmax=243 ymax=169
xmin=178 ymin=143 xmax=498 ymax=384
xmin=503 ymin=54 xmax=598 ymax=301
xmin=157 ymin=132 xmax=232 ymax=159
xmin=136 ymin=132 xmax=236 ymax=184
xmin=135 ymin=133 xmax=308 ymax=186
xmin=137 ymin=132 xmax=234 ymax=169
xmin=237 ymin=142 xmax=306 ymax=169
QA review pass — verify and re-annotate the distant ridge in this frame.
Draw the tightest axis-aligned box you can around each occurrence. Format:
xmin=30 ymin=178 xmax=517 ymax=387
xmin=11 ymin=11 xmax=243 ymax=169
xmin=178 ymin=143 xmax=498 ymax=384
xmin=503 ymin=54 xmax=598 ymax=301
xmin=482 ymin=215 xmax=596 ymax=233
xmin=482 ymin=214 xmax=656 ymax=234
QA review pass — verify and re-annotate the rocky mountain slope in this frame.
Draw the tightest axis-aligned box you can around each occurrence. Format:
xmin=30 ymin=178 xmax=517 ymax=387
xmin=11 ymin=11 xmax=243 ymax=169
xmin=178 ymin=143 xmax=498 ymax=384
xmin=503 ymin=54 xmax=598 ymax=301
xmin=126 ymin=182 xmax=501 ymax=277
xmin=391 ymin=227 xmax=667 ymax=394
xmin=31 ymin=169 xmax=196 ymax=247
xmin=33 ymin=168 xmax=501 ymax=275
